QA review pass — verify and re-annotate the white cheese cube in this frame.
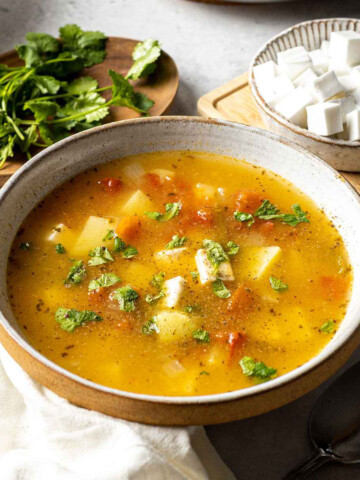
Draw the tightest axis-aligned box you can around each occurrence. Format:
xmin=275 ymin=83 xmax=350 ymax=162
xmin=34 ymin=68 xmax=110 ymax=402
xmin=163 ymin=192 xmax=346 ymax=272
xmin=352 ymin=87 xmax=360 ymax=104
xmin=308 ymin=50 xmax=330 ymax=75
xmin=330 ymin=96 xmax=357 ymax=122
xmin=155 ymin=247 xmax=187 ymax=263
xmin=307 ymin=103 xmax=343 ymax=136
xmin=330 ymin=30 xmax=360 ymax=67
xmin=338 ymin=74 xmax=358 ymax=92
xmin=321 ymin=40 xmax=330 ymax=56
xmin=277 ymin=47 xmax=313 ymax=80
xmin=328 ymin=59 xmax=352 ymax=77
xmin=121 ymin=190 xmax=154 ymax=216
xmin=253 ymin=61 xmax=278 ymax=87
xmin=293 ymin=68 xmax=318 ymax=88
xmin=351 ymin=65 xmax=360 ymax=83
xmin=311 ymin=71 xmax=344 ymax=102
xmin=195 ymin=249 xmax=234 ymax=285
xmin=47 ymin=223 xmax=75 ymax=248
xmin=346 ymin=109 xmax=360 ymax=141
xmin=149 ymin=169 xmax=174 ymax=182
xmin=275 ymin=87 xmax=314 ymax=128
xmin=258 ymin=75 xmax=294 ymax=107
xmin=164 ymin=276 xmax=186 ymax=308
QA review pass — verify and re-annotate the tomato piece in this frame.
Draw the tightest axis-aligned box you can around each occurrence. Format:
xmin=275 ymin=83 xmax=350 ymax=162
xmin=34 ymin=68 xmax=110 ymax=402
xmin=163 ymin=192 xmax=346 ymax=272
xmin=227 ymin=284 xmax=253 ymax=314
xmin=259 ymin=221 xmax=275 ymax=236
xmin=115 ymin=216 xmax=141 ymax=243
xmin=88 ymin=287 xmax=106 ymax=305
xmin=235 ymin=191 xmax=263 ymax=213
xmin=143 ymin=173 xmax=162 ymax=189
xmin=320 ymin=275 xmax=350 ymax=302
xmin=228 ymin=332 xmax=247 ymax=359
xmin=99 ymin=177 xmax=123 ymax=194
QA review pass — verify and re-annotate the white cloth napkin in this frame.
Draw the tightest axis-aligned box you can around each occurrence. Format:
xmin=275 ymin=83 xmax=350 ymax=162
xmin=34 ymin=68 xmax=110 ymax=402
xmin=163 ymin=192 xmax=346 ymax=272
xmin=0 ymin=346 xmax=235 ymax=480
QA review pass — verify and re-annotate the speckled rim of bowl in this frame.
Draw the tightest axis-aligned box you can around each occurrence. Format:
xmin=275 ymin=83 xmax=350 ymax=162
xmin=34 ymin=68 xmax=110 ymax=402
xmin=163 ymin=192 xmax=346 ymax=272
xmin=249 ymin=18 xmax=360 ymax=149
xmin=1 ymin=116 xmax=360 ymax=407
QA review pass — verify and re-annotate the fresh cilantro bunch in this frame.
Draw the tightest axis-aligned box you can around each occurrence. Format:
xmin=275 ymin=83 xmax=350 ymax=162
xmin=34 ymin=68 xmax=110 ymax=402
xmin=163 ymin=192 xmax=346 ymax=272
xmin=0 ymin=25 xmax=161 ymax=168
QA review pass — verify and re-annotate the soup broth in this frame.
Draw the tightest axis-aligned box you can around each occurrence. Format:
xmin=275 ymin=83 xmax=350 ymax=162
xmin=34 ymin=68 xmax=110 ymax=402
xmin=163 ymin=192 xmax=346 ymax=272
xmin=7 ymin=151 xmax=352 ymax=396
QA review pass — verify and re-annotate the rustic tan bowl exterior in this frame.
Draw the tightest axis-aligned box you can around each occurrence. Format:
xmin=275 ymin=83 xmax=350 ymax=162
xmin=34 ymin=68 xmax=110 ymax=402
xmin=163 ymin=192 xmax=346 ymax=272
xmin=249 ymin=18 xmax=360 ymax=172
xmin=1 ymin=117 xmax=360 ymax=426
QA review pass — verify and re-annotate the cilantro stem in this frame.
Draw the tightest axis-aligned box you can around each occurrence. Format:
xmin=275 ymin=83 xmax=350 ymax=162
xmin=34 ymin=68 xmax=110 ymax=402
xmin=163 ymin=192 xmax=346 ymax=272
xmin=47 ymin=101 xmax=112 ymax=124
xmin=6 ymin=115 xmax=24 ymax=140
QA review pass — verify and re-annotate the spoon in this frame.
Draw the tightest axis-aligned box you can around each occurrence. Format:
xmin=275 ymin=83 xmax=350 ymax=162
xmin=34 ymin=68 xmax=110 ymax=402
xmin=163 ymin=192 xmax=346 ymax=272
xmin=283 ymin=360 xmax=360 ymax=479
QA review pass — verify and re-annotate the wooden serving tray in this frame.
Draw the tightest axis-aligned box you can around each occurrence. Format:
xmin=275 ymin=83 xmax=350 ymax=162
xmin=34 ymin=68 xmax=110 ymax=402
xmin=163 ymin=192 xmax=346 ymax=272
xmin=0 ymin=37 xmax=179 ymax=186
xmin=197 ymin=72 xmax=360 ymax=193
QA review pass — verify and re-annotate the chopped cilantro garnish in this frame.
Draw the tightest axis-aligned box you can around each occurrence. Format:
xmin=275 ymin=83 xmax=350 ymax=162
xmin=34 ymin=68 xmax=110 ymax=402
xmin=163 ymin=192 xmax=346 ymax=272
xmin=199 ymin=371 xmax=210 ymax=376
xmin=88 ymin=273 xmax=121 ymax=291
xmin=320 ymin=320 xmax=335 ymax=333
xmin=254 ymin=199 xmax=279 ymax=218
xmin=193 ymin=329 xmax=210 ymax=343
xmin=20 ymin=242 xmax=31 ymax=251
xmin=64 ymin=260 xmax=86 ymax=285
xmin=88 ymin=246 xmax=114 ymax=266
xmin=282 ymin=204 xmax=309 ymax=226
xmin=142 ymin=316 xmax=159 ymax=335
xmin=55 ymin=243 xmax=66 ymax=254
xmin=166 ymin=235 xmax=187 ymax=249
xmin=254 ymin=200 xmax=309 ymax=226
xmin=55 ymin=307 xmax=102 ymax=332
xmin=114 ymin=237 xmax=126 ymax=252
xmin=184 ymin=305 xmax=200 ymax=313
xmin=145 ymin=291 xmax=165 ymax=304
xmin=103 ymin=229 xmax=115 ymax=241
xmin=212 ymin=278 xmax=231 ymax=299
xmin=190 ymin=271 xmax=199 ymax=282
xmin=240 ymin=356 xmax=277 ymax=382
xmin=145 ymin=202 xmax=181 ymax=222
xmin=269 ymin=275 xmax=288 ymax=292
xmin=203 ymin=239 xmax=228 ymax=270
xmin=111 ymin=286 xmax=139 ymax=312
xmin=227 ymin=241 xmax=239 ymax=256
xmin=234 ymin=212 xmax=254 ymax=227
xmin=150 ymin=272 xmax=165 ymax=290
xmin=123 ymin=245 xmax=138 ymax=259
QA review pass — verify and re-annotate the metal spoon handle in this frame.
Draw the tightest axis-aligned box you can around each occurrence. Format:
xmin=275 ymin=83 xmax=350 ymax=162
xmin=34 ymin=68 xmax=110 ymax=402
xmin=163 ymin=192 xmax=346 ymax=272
xmin=282 ymin=448 xmax=333 ymax=480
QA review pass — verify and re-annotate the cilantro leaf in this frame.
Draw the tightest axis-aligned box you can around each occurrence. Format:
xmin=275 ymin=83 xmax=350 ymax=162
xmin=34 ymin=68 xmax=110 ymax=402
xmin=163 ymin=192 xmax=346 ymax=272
xmin=24 ymin=100 xmax=58 ymax=122
xmin=16 ymin=32 xmax=60 ymax=67
xmin=88 ymin=272 xmax=121 ymax=291
xmin=212 ymin=278 xmax=231 ymax=299
xmin=190 ymin=271 xmax=199 ymax=282
xmin=320 ymin=320 xmax=335 ymax=333
xmin=193 ymin=329 xmax=210 ymax=343
xmin=203 ymin=239 xmax=229 ymax=268
xmin=234 ymin=211 xmax=254 ymax=227
xmin=184 ymin=305 xmax=200 ymax=313
xmin=60 ymin=92 xmax=108 ymax=123
xmin=240 ymin=356 xmax=277 ymax=382
xmin=227 ymin=241 xmax=239 ymax=256
xmin=142 ymin=316 xmax=159 ymax=335
xmin=109 ymin=69 xmax=154 ymax=114
xmin=59 ymin=24 xmax=107 ymax=68
xmin=112 ymin=286 xmax=139 ymax=312
xmin=166 ymin=235 xmax=187 ymax=249
xmin=254 ymin=199 xmax=279 ymax=218
xmin=0 ymin=134 xmax=16 ymax=168
xmin=269 ymin=275 xmax=288 ymax=292
xmin=282 ymin=204 xmax=309 ymax=226
xmin=55 ymin=243 xmax=66 ymax=254
xmin=55 ymin=307 xmax=102 ymax=332
xmin=64 ymin=260 xmax=86 ymax=285
xmin=146 ymin=202 xmax=181 ymax=222
xmin=123 ymin=245 xmax=138 ymax=259
xmin=114 ymin=237 xmax=126 ymax=253
xmin=88 ymin=246 xmax=114 ymax=266
xmin=254 ymin=200 xmax=309 ymax=226
xmin=127 ymin=39 xmax=161 ymax=81
xmin=145 ymin=291 xmax=165 ymax=304
xmin=31 ymin=75 xmax=63 ymax=95
xmin=150 ymin=272 xmax=165 ymax=290
xmin=38 ymin=122 xmax=70 ymax=146
xmin=66 ymin=76 xmax=98 ymax=95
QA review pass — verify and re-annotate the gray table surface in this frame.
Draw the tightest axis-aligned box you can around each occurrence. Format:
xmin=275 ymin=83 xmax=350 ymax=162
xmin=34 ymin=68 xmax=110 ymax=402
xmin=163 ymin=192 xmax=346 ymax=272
xmin=1 ymin=0 xmax=360 ymax=478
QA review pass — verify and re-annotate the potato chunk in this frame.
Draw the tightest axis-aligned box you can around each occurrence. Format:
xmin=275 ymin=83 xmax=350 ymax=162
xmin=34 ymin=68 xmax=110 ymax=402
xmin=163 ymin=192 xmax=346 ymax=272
xmin=156 ymin=311 xmax=198 ymax=342
xmin=47 ymin=223 xmax=75 ymax=249
xmin=120 ymin=190 xmax=154 ymax=217
xmin=72 ymin=216 xmax=118 ymax=257
xmin=240 ymin=246 xmax=282 ymax=280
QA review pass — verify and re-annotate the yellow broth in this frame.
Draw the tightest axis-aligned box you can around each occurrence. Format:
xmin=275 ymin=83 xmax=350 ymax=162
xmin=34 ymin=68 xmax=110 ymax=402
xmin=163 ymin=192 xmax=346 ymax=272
xmin=7 ymin=151 xmax=352 ymax=396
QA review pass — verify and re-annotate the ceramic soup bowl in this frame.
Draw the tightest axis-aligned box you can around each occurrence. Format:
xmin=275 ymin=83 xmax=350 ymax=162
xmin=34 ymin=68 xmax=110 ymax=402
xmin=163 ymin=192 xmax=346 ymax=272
xmin=1 ymin=117 xmax=360 ymax=425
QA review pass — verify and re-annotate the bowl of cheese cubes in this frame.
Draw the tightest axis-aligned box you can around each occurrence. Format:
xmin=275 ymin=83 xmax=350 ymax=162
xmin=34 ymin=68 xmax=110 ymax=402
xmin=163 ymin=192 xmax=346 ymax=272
xmin=250 ymin=18 xmax=360 ymax=172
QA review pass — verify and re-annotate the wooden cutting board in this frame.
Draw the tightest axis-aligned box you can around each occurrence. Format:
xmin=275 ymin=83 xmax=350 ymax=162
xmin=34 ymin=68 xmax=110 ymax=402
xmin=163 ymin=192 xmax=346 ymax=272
xmin=0 ymin=37 xmax=179 ymax=186
xmin=197 ymin=72 xmax=360 ymax=193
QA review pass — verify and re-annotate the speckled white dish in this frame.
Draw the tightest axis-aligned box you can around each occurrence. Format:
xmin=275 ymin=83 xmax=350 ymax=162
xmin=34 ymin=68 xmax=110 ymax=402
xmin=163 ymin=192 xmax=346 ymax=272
xmin=1 ymin=117 xmax=360 ymax=425
xmin=249 ymin=18 xmax=360 ymax=172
